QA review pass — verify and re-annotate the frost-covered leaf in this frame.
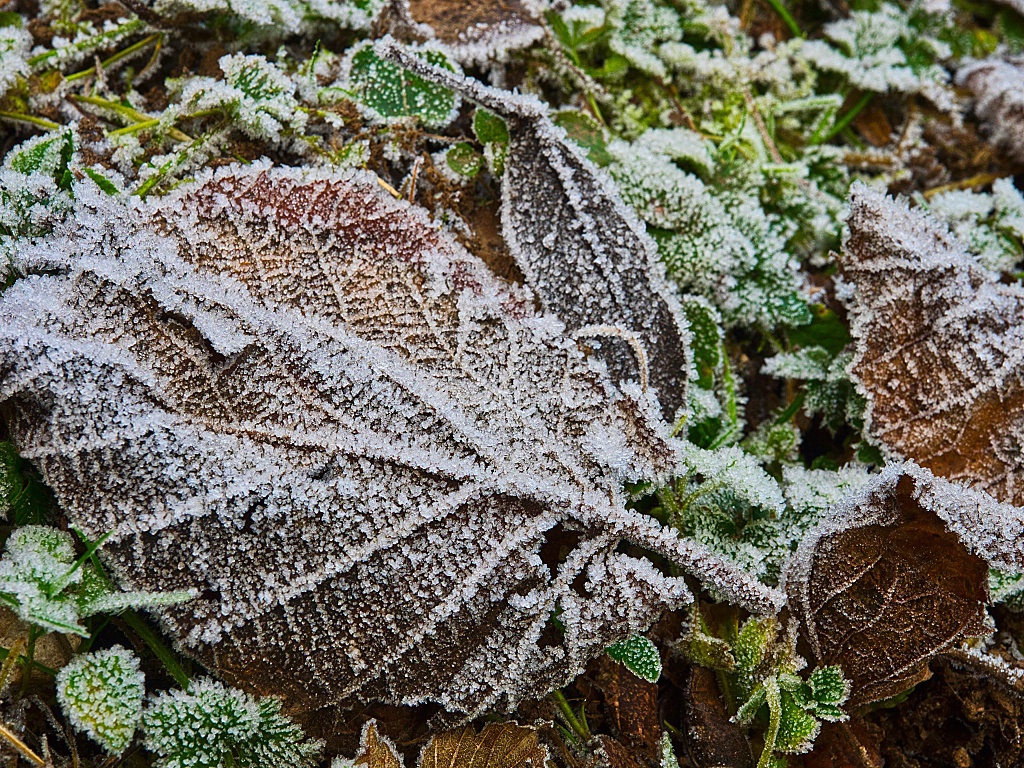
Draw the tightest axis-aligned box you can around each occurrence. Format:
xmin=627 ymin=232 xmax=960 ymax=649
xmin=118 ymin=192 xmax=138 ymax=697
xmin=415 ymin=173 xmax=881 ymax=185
xmin=784 ymin=463 xmax=1007 ymax=706
xmin=925 ymin=177 xmax=1024 ymax=274
xmin=0 ymin=166 xmax=781 ymax=715
xmin=419 ymin=723 xmax=548 ymax=768
xmin=142 ymin=678 xmax=323 ymax=768
xmin=0 ymin=19 xmax=30 ymax=99
xmin=839 ymin=184 xmax=1024 ymax=507
xmin=957 ymin=56 xmax=1024 ymax=165
xmin=406 ymin=0 xmax=545 ymax=64
xmin=607 ymin=633 xmax=662 ymax=682
xmin=379 ymin=41 xmax=692 ymax=421
xmin=345 ymin=39 xmax=460 ymax=129
xmin=338 ymin=720 xmax=403 ymax=768
xmin=57 ymin=646 xmax=144 ymax=755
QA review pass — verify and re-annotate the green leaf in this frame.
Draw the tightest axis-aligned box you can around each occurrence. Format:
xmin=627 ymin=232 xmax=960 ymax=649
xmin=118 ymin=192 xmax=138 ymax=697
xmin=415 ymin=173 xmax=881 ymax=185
xmin=83 ymin=168 xmax=120 ymax=195
xmin=347 ymin=43 xmax=458 ymax=130
xmin=446 ymin=143 xmax=482 ymax=178
xmin=473 ymin=110 xmax=509 ymax=175
xmin=787 ymin=304 xmax=851 ymax=356
xmin=775 ymin=690 xmax=820 ymax=754
xmin=606 ymin=634 xmax=662 ymax=683
xmin=807 ymin=665 xmax=851 ymax=705
xmin=57 ymin=647 xmax=144 ymax=755
xmin=8 ymin=128 xmax=74 ymax=190
xmin=682 ymin=298 xmax=722 ymax=389
xmin=732 ymin=616 xmax=777 ymax=672
xmin=0 ymin=10 xmax=23 ymax=26
xmin=553 ymin=110 xmax=611 ymax=166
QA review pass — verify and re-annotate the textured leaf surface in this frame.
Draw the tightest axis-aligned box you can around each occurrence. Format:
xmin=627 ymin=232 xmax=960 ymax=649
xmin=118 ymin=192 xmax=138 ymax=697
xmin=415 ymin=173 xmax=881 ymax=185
xmin=350 ymin=721 xmax=403 ymax=768
xmin=379 ymin=41 xmax=692 ymax=422
xmin=406 ymin=0 xmax=544 ymax=64
xmin=419 ymin=723 xmax=547 ymax=768
xmin=785 ymin=463 xmax=995 ymax=706
xmin=840 ymin=184 xmax=1024 ymax=508
xmin=0 ymin=166 xmax=779 ymax=716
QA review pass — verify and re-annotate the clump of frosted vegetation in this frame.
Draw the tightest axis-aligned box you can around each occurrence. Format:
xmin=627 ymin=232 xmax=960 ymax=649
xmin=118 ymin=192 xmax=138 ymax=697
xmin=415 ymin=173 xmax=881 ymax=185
xmin=148 ymin=0 xmax=383 ymax=35
xmin=604 ymin=0 xmax=683 ymax=79
xmin=1 ymin=129 xmax=76 ymax=256
xmin=57 ymin=647 xmax=145 ymax=755
xmin=142 ymin=679 xmax=323 ymax=768
xmin=924 ymin=178 xmax=1024 ymax=273
xmin=0 ymin=526 xmax=192 ymax=636
xmin=0 ymin=21 xmax=30 ymax=98
xmin=607 ymin=128 xmax=809 ymax=328
xmin=762 ymin=347 xmax=865 ymax=433
xmin=170 ymin=54 xmax=306 ymax=144
xmin=801 ymin=2 xmax=955 ymax=109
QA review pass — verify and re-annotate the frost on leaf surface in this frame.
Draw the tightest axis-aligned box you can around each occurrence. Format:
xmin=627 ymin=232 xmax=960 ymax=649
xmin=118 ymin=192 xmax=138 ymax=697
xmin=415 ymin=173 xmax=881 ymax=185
xmin=141 ymin=678 xmax=322 ymax=768
xmin=957 ymin=56 xmax=1024 ymax=165
xmin=405 ymin=0 xmax=545 ymax=65
xmin=839 ymin=183 xmax=1024 ymax=507
xmin=379 ymin=41 xmax=692 ymax=422
xmin=57 ymin=646 xmax=144 ymax=755
xmin=0 ymin=167 xmax=779 ymax=716
xmin=784 ymin=462 xmax=1024 ymax=706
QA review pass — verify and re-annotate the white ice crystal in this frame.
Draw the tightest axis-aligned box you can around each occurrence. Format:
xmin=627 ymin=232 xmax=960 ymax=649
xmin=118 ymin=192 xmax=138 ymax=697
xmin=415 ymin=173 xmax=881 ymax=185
xmin=57 ymin=646 xmax=145 ymax=755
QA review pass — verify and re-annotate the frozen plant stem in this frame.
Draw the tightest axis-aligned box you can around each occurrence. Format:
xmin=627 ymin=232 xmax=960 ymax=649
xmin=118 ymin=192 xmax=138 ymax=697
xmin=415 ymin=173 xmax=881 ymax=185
xmin=0 ymin=722 xmax=44 ymax=767
xmin=65 ymin=33 xmax=163 ymax=83
xmin=550 ymin=689 xmax=591 ymax=742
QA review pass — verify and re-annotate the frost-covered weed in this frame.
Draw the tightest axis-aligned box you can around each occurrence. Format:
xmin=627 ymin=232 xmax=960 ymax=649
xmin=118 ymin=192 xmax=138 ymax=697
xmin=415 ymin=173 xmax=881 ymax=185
xmin=0 ymin=526 xmax=192 ymax=636
xmin=142 ymin=679 xmax=323 ymax=768
xmin=57 ymin=646 xmax=145 ymax=754
xmin=925 ymin=177 xmax=1024 ymax=273
xmin=0 ymin=19 xmax=30 ymax=99
xmin=762 ymin=347 xmax=865 ymax=433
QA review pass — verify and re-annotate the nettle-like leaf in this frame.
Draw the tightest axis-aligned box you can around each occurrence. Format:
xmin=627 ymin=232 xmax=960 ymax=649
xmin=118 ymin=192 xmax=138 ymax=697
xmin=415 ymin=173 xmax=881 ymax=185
xmin=783 ymin=462 xmax=1024 ymax=706
xmin=344 ymin=38 xmax=460 ymax=129
xmin=957 ymin=56 xmax=1024 ymax=166
xmin=57 ymin=646 xmax=145 ymax=755
xmin=607 ymin=633 xmax=662 ymax=683
xmin=142 ymin=678 xmax=323 ymax=768
xmin=1 ymin=128 xmax=75 ymax=249
xmin=0 ymin=165 xmax=780 ymax=716
xmin=839 ymin=183 xmax=1024 ymax=507
xmin=0 ymin=526 xmax=191 ymax=636
xmin=925 ymin=177 xmax=1024 ymax=274
xmin=405 ymin=0 xmax=544 ymax=64
xmin=379 ymin=41 xmax=693 ymax=422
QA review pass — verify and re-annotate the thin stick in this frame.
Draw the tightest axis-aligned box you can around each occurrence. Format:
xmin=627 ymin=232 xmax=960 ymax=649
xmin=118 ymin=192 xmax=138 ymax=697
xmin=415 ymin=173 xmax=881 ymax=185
xmin=0 ymin=722 xmax=44 ymax=767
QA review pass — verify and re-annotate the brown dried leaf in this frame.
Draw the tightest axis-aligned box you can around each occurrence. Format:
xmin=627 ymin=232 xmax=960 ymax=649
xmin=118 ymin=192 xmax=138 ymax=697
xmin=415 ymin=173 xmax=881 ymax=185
xmin=785 ymin=464 xmax=992 ymax=707
xmin=596 ymin=654 xmax=661 ymax=759
xmin=0 ymin=166 xmax=779 ymax=717
xmin=586 ymin=735 xmax=645 ymax=768
xmin=683 ymin=666 xmax=753 ymax=768
xmin=405 ymin=0 xmax=544 ymax=64
xmin=353 ymin=721 xmax=405 ymax=768
xmin=419 ymin=723 xmax=548 ymax=768
xmin=379 ymin=41 xmax=692 ymax=422
xmin=840 ymin=183 xmax=1024 ymax=510
xmin=957 ymin=57 xmax=1024 ymax=166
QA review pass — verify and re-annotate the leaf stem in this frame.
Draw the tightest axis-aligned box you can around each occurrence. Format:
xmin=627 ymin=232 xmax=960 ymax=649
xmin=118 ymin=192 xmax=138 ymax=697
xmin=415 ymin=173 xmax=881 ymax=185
xmin=550 ymin=689 xmax=591 ymax=742
xmin=763 ymin=0 xmax=803 ymax=38
xmin=119 ymin=609 xmax=190 ymax=689
xmin=0 ymin=111 xmax=60 ymax=130
xmin=65 ymin=32 xmax=163 ymax=83
xmin=0 ymin=722 xmax=44 ymax=767
xmin=818 ymin=92 xmax=873 ymax=144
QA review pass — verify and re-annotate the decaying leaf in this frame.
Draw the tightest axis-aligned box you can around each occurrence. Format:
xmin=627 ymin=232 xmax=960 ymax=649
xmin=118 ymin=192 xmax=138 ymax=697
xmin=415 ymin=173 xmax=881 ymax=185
xmin=379 ymin=41 xmax=692 ymax=422
xmin=0 ymin=166 xmax=780 ymax=717
xmin=957 ymin=57 xmax=1024 ymax=166
xmin=350 ymin=720 xmax=403 ymax=768
xmin=840 ymin=183 xmax=1024 ymax=508
xmin=404 ymin=0 xmax=545 ymax=64
xmin=419 ymin=722 xmax=548 ymax=768
xmin=784 ymin=462 xmax=1002 ymax=707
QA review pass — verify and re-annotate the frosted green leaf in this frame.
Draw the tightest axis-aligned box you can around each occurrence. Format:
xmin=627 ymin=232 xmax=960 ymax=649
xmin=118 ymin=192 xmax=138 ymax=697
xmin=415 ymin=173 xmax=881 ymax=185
xmin=142 ymin=679 xmax=323 ymax=768
xmin=660 ymin=733 xmax=679 ymax=768
xmin=346 ymin=39 xmax=460 ymax=129
xmin=775 ymin=691 xmax=819 ymax=754
xmin=8 ymin=128 xmax=73 ymax=182
xmin=552 ymin=110 xmax=611 ymax=166
xmin=57 ymin=646 xmax=144 ymax=755
xmin=473 ymin=109 xmax=509 ymax=174
xmin=604 ymin=0 xmax=683 ymax=79
xmin=989 ymin=569 xmax=1024 ymax=611
xmin=0 ymin=21 xmax=30 ymax=99
xmin=445 ymin=143 xmax=482 ymax=177
xmin=807 ymin=665 xmax=850 ymax=706
xmin=607 ymin=634 xmax=662 ymax=682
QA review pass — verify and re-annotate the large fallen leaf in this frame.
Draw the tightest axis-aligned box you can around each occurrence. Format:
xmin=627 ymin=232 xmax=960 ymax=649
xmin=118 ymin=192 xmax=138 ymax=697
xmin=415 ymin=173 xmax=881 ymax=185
xmin=840 ymin=183 xmax=1024 ymax=508
xmin=784 ymin=462 xmax=1011 ymax=707
xmin=379 ymin=41 xmax=692 ymax=422
xmin=0 ymin=165 xmax=780 ymax=716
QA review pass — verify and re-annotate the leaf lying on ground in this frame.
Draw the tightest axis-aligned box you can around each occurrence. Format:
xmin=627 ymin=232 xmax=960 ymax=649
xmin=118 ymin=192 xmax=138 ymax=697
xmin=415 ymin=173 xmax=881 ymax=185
xmin=784 ymin=463 xmax=1002 ymax=707
xmin=348 ymin=720 xmax=403 ymax=768
xmin=420 ymin=722 xmax=548 ymax=768
xmin=957 ymin=56 xmax=1024 ymax=166
xmin=405 ymin=0 xmax=545 ymax=64
xmin=378 ymin=40 xmax=692 ymax=422
xmin=0 ymin=165 xmax=780 ymax=717
xmin=839 ymin=183 xmax=1024 ymax=507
